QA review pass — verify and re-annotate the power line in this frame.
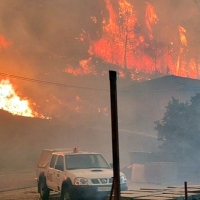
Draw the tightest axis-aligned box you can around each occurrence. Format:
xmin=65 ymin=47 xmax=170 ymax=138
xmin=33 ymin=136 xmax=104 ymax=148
xmin=1 ymin=72 xmax=200 ymax=94
xmin=0 ymin=72 xmax=108 ymax=92
xmin=0 ymin=72 xmax=131 ymax=94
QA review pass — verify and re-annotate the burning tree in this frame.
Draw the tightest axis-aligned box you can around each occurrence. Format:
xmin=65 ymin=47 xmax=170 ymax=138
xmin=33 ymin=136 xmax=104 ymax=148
xmin=154 ymin=93 xmax=200 ymax=163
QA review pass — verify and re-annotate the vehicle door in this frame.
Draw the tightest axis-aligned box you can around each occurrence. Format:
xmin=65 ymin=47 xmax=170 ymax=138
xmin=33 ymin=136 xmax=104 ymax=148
xmin=46 ymin=154 xmax=58 ymax=190
xmin=54 ymin=155 xmax=65 ymax=191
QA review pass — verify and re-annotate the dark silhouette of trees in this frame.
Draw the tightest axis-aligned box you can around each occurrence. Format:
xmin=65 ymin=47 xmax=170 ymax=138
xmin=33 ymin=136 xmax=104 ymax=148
xmin=154 ymin=93 xmax=200 ymax=162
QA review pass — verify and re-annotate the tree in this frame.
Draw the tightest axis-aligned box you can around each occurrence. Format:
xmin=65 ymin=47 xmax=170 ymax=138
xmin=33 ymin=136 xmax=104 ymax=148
xmin=154 ymin=93 xmax=200 ymax=163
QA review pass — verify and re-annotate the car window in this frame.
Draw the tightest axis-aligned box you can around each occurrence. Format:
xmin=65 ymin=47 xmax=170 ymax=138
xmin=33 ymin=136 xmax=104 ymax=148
xmin=50 ymin=155 xmax=57 ymax=168
xmin=56 ymin=155 xmax=64 ymax=165
xmin=65 ymin=154 xmax=111 ymax=170
xmin=55 ymin=155 xmax=64 ymax=171
xmin=95 ymin=154 xmax=111 ymax=168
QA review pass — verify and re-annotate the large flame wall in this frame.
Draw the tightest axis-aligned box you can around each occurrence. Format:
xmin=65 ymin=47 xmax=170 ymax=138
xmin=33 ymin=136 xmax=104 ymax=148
xmin=0 ymin=0 xmax=200 ymax=117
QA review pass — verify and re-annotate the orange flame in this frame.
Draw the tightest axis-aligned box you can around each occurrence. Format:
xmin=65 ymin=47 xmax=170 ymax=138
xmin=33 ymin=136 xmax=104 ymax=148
xmin=89 ymin=0 xmax=160 ymax=79
xmin=64 ymin=0 xmax=199 ymax=80
xmin=179 ymin=26 xmax=187 ymax=46
xmin=65 ymin=58 xmax=96 ymax=76
xmin=90 ymin=0 xmax=138 ymax=67
xmin=0 ymin=35 xmax=12 ymax=48
xmin=145 ymin=2 xmax=159 ymax=39
xmin=89 ymin=0 xmax=198 ymax=79
xmin=0 ymin=79 xmax=46 ymax=118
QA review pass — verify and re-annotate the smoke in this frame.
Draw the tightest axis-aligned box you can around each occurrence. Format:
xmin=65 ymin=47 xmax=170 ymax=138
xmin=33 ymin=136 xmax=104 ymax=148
xmin=1 ymin=1 xmax=200 ymax=181
xmin=0 ymin=0 xmax=107 ymax=59
xmin=0 ymin=0 xmax=199 ymax=130
xmin=0 ymin=0 xmax=109 ymax=118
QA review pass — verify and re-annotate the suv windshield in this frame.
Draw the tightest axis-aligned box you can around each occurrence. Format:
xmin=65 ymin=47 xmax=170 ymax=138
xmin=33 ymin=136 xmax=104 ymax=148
xmin=65 ymin=154 xmax=111 ymax=170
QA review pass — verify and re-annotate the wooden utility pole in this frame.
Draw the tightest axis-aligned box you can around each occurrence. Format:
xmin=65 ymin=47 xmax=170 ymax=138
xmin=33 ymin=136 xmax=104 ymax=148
xmin=109 ymin=70 xmax=120 ymax=200
xmin=184 ymin=182 xmax=188 ymax=200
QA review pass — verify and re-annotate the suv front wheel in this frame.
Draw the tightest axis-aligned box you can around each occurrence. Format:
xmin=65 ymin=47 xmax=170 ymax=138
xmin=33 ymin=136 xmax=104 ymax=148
xmin=39 ymin=179 xmax=50 ymax=200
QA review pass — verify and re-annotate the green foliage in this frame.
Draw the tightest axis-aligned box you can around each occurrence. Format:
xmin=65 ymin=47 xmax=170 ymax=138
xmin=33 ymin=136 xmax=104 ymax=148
xmin=154 ymin=93 xmax=200 ymax=162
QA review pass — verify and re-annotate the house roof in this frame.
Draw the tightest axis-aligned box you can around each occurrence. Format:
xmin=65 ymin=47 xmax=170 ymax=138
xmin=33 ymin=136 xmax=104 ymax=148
xmin=125 ymin=75 xmax=200 ymax=93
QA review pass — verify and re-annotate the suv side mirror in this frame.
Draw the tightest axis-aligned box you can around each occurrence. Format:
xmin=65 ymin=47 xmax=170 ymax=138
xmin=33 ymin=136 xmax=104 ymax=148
xmin=55 ymin=164 xmax=64 ymax=171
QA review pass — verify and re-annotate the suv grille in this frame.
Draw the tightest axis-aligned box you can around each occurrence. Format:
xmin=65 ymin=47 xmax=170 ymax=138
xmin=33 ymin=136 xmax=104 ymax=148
xmin=91 ymin=179 xmax=100 ymax=184
xmin=91 ymin=178 xmax=113 ymax=184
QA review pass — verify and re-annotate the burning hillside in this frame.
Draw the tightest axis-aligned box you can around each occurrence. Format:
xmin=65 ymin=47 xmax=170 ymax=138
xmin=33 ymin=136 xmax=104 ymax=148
xmin=0 ymin=79 xmax=46 ymax=118
xmin=85 ymin=0 xmax=200 ymax=80
xmin=0 ymin=0 xmax=200 ymax=118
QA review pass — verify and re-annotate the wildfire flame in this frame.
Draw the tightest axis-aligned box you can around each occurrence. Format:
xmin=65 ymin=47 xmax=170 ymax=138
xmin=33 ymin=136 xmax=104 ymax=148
xmin=0 ymin=79 xmax=46 ymax=118
xmin=65 ymin=58 xmax=97 ymax=76
xmin=89 ymin=0 xmax=158 ymax=79
xmin=0 ymin=36 xmax=45 ymax=118
xmin=145 ymin=2 xmax=159 ymax=39
xmin=66 ymin=0 xmax=199 ymax=80
xmin=0 ymin=35 xmax=12 ymax=48
xmin=179 ymin=26 xmax=187 ymax=46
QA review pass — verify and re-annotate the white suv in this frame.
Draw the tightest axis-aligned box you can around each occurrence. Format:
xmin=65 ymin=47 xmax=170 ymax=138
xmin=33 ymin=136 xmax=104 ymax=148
xmin=36 ymin=148 xmax=128 ymax=200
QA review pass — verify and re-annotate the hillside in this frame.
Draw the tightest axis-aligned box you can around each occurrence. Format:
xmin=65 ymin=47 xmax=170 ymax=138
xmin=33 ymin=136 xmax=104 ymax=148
xmin=1 ymin=75 xmax=200 ymax=172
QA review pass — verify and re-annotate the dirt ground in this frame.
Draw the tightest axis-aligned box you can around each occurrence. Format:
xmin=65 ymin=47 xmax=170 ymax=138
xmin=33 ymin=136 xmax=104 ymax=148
xmin=0 ymin=187 xmax=39 ymax=200
xmin=0 ymin=187 xmax=64 ymax=200
xmin=0 ymin=184 xmax=173 ymax=200
xmin=0 ymin=168 xmax=177 ymax=200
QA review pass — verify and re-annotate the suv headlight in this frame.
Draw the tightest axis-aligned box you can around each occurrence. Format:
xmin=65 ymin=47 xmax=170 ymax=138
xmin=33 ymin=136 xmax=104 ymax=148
xmin=120 ymin=175 xmax=127 ymax=184
xmin=74 ymin=177 xmax=88 ymax=185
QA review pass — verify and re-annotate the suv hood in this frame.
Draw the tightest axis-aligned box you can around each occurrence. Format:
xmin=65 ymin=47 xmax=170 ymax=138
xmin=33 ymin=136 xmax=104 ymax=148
xmin=69 ymin=168 xmax=124 ymax=179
